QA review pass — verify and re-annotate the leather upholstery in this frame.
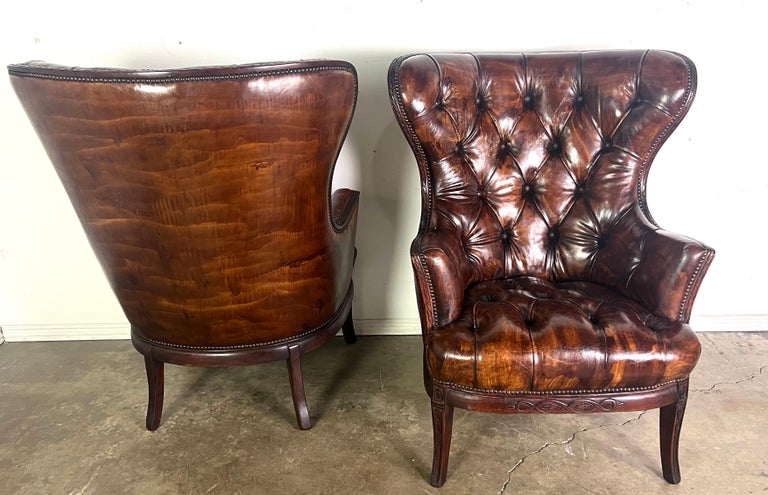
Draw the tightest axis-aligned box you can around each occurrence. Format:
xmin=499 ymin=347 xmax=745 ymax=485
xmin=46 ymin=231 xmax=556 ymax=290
xmin=390 ymin=50 xmax=713 ymax=394
xmin=9 ymin=60 xmax=359 ymax=348
xmin=9 ymin=59 xmax=360 ymax=430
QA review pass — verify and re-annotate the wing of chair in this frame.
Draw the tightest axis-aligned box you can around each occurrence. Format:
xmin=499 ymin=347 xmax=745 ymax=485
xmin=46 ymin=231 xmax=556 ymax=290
xmin=388 ymin=50 xmax=714 ymax=486
xmin=9 ymin=59 xmax=359 ymax=431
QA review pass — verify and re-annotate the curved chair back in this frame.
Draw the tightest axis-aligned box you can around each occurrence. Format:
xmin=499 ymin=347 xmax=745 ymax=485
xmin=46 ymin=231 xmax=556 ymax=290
xmin=9 ymin=59 xmax=360 ymax=430
xmin=10 ymin=60 xmax=358 ymax=347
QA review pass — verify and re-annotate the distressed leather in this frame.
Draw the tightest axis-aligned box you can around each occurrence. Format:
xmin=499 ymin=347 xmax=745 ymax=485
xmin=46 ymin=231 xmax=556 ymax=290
xmin=9 ymin=60 xmax=360 ymax=348
xmin=389 ymin=50 xmax=713 ymax=392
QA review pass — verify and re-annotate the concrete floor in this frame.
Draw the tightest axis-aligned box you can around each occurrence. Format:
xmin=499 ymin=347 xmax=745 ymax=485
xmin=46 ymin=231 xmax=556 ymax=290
xmin=0 ymin=332 xmax=765 ymax=495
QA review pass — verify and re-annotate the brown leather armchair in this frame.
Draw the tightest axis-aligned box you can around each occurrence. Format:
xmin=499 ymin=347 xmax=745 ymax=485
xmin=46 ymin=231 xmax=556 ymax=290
xmin=9 ymin=60 xmax=359 ymax=431
xmin=388 ymin=50 xmax=713 ymax=486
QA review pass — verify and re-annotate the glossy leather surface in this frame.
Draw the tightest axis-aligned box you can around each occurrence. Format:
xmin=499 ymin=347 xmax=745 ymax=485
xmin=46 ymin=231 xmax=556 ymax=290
xmin=9 ymin=60 xmax=359 ymax=349
xmin=390 ymin=51 xmax=713 ymax=393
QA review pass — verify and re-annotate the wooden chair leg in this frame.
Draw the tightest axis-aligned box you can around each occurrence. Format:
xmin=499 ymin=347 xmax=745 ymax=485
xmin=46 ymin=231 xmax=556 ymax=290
xmin=660 ymin=380 xmax=689 ymax=484
xmin=342 ymin=308 xmax=357 ymax=344
xmin=287 ymin=345 xmax=312 ymax=430
xmin=143 ymin=354 xmax=164 ymax=431
xmin=430 ymin=386 xmax=454 ymax=487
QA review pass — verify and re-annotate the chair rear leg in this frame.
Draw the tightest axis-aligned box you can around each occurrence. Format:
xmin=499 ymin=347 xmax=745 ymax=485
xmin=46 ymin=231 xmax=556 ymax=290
xmin=660 ymin=380 xmax=689 ymax=484
xmin=342 ymin=308 xmax=357 ymax=344
xmin=287 ymin=344 xmax=312 ymax=430
xmin=143 ymin=354 xmax=164 ymax=431
xmin=430 ymin=386 xmax=454 ymax=487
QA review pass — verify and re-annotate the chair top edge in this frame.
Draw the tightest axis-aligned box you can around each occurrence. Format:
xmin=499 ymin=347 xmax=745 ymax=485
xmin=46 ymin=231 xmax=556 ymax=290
xmin=390 ymin=49 xmax=690 ymax=70
xmin=7 ymin=59 xmax=357 ymax=83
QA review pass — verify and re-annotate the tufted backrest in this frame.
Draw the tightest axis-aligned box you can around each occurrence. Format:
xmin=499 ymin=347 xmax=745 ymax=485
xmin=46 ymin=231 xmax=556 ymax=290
xmin=390 ymin=50 xmax=703 ymax=324
xmin=9 ymin=60 xmax=358 ymax=347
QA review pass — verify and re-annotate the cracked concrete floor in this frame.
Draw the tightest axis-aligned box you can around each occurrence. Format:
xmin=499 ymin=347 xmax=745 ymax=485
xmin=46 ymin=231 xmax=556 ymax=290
xmin=0 ymin=332 xmax=765 ymax=494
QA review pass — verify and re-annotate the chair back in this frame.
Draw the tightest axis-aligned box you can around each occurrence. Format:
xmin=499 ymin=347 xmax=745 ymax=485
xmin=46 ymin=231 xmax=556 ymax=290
xmin=10 ymin=60 xmax=358 ymax=347
xmin=389 ymin=51 xmax=696 ymax=289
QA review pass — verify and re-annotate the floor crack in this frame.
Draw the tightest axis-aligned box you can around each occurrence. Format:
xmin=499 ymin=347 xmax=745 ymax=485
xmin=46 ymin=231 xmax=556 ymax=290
xmin=692 ymin=365 xmax=766 ymax=393
xmin=498 ymin=412 xmax=645 ymax=494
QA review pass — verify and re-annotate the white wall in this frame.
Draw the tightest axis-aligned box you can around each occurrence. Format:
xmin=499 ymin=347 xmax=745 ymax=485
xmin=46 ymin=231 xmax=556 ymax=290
xmin=0 ymin=0 xmax=764 ymax=341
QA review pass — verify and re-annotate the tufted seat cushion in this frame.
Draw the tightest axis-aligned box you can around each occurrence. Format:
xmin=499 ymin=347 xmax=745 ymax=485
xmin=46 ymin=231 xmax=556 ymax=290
xmin=390 ymin=50 xmax=714 ymax=487
xmin=425 ymin=276 xmax=701 ymax=393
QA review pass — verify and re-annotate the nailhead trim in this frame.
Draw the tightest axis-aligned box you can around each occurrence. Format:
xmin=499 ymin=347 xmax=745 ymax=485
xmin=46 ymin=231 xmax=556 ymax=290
xmin=434 ymin=378 xmax=683 ymax=395
xmin=132 ymin=291 xmax=350 ymax=351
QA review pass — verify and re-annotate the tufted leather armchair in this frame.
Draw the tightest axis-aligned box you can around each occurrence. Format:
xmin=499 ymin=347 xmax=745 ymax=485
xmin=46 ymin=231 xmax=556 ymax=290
xmin=9 ymin=60 xmax=359 ymax=431
xmin=388 ymin=50 xmax=713 ymax=486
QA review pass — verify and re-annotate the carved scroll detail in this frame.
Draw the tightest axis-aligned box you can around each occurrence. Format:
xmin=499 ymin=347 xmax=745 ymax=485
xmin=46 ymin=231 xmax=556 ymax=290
xmin=432 ymin=385 xmax=447 ymax=437
xmin=505 ymin=397 xmax=625 ymax=413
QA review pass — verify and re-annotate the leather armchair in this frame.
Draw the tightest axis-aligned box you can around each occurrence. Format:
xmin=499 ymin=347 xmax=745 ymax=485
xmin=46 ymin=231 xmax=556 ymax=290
xmin=388 ymin=50 xmax=713 ymax=486
xmin=9 ymin=60 xmax=359 ymax=431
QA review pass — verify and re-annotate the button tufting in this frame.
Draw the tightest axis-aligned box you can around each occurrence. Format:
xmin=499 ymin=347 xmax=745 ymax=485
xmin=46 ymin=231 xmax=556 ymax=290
xmin=498 ymin=138 xmax=517 ymax=157
xmin=476 ymin=94 xmax=488 ymax=110
xmin=523 ymin=183 xmax=534 ymax=197
xmin=574 ymin=183 xmax=586 ymax=198
xmin=548 ymin=138 xmax=562 ymax=155
xmin=454 ymin=142 xmax=465 ymax=156
xmin=524 ymin=318 xmax=535 ymax=327
xmin=523 ymin=93 xmax=533 ymax=109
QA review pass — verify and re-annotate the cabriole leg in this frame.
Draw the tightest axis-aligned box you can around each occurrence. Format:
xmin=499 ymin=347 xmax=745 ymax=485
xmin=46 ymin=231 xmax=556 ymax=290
xmin=143 ymin=354 xmax=164 ymax=431
xmin=430 ymin=386 xmax=454 ymax=487
xmin=660 ymin=380 xmax=689 ymax=484
xmin=287 ymin=344 xmax=312 ymax=430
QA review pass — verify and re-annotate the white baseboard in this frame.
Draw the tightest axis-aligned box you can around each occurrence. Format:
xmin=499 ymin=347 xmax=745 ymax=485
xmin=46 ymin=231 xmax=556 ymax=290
xmin=353 ymin=318 xmax=421 ymax=335
xmin=689 ymin=314 xmax=768 ymax=332
xmin=0 ymin=318 xmax=423 ymax=342
xmin=0 ymin=315 xmax=764 ymax=342
xmin=2 ymin=323 xmax=130 ymax=342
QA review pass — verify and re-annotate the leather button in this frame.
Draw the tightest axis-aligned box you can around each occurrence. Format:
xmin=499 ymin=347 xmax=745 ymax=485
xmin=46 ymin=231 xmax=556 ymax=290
xmin=499 ymin=138 xmax=517 ymax=156
xmin=574 ymin=184 xmax=586 ymax=197
xmin=523 ymin=94 xmax=533 ymax=109
xmin=523 ymin=183 xmax=534 ymax=197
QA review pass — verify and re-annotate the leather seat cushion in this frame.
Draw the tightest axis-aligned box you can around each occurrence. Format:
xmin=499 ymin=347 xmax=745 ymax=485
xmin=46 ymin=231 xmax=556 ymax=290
xmin=425 ymin=276 xmax=701 ymax=393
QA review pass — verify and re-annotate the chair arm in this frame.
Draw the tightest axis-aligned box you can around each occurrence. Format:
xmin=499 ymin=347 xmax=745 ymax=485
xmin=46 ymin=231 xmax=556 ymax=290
xmin=411 ymin=228 xmax=476 ymax=332
xmin=623 ymin=229 xmax=714 ymax=322
xmin=331 ymin=188 xmax=360 ymax=231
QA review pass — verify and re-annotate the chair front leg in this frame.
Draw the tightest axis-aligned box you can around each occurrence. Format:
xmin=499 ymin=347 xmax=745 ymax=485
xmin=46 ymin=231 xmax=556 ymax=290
xmin=287 ymin=344 xmax=312 ymax=430
xmin=143 ymin=354 xmax=164 ymax=431
xmin=430 ymin=385 xmax=454 ymax=487
xmin=659 ymin=379 xmax=689 ymax=484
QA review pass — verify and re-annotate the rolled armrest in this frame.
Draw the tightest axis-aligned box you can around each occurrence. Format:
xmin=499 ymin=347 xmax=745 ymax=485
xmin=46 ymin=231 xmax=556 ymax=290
xmin=331 ymin=188 xmax=360 ymax=231
xmin=625 ymin=229 xmax=714 ymax=322
xmin=411 ymin=228 xmax=475 ymax=331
